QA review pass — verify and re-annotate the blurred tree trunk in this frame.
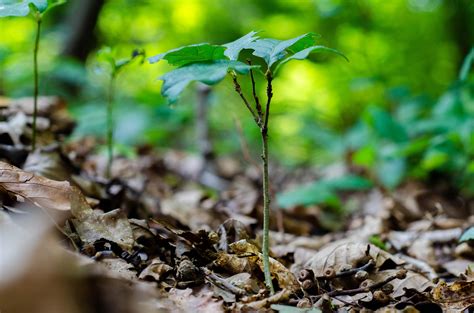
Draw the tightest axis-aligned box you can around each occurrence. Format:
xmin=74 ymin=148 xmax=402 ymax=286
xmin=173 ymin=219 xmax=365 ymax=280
xmin=445 ymin=0 xmax=474 ymax=66
xmin=61 ymin=0 xmax=105 ymax=62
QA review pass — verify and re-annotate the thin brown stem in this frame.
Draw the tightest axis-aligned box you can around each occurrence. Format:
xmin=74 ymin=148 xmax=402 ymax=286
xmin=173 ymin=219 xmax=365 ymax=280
xmin=260 ymin=69 xmax=274 ymax=294
xmin=311 ymin=271 xmax=403 ymax=301
xmin=246 ymin=60 xmax=262 ymax=117
xmin=231 ymin=73 xmax=260 ymax=126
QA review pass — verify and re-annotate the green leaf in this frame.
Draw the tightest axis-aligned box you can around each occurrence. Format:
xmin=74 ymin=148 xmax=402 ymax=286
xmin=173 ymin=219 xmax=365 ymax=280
xmin=365 ymin=106 xmax=409 ymax=143
xmin=324 ymin=174 xmax=373 ymax=190
xmin=277 ymin=174 xmax=371 ymax=209
xmin=369 ymin=235 xmax=387 ymax=250
xmin=277 ymin=182 xmax=339 ymax=208
xmin=97 ymin=47 xmax=145 ymax=76
xmin=42 ymin=0 xmax=66 ymax=15
xmin=275 ymin=45 xmax=348 ymax=72
xmin=148 ymin=43 xmax=226 ymax=67
xmin=459 ymin=226 xmax=474 ymax=243
xmin=0 ymin=0 xmax=46 ymax=17
xmin=159 ymin=60 xmax=258 ymax=103
xmin=223 ymin=30 xmax=260 ymax=60
xmin=271 ymin=304 xmax=321 ymax=313
xmin=376 ymin=157 xmax=406 ymax=189
xmin=247 ymin=33 xmax=317 ymax=67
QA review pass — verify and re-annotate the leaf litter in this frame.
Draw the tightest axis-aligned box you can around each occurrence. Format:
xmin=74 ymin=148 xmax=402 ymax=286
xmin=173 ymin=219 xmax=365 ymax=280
xmin=0 ymin=97 xmax=473 ymax=312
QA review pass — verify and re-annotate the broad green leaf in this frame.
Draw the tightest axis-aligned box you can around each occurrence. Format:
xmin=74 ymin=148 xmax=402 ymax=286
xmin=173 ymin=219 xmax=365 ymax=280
xmin=0 ymin=0 xmax=46 ymax=17
xmin=159 ymin=60 xmax=258 ymax=103
xmin=277 ymin=182 xmax=339 ymax=208
xmin=246 ymin=38 xmax=282 ymax=66
xmin=223 ymin=30 xmax=260 ymax=60
xmin=271 ymin=304 xmax=321 ymax=313
xmin=324 ymin=174 xmax=373 ymax=190
xmin=376 ymin=157 xmax=406 ymax=189
xmin=275 ymin=45 xmax=348 ymax=72
xmin=459 ymin=226 xmax=474 ymax=243
xmin=366 ymin=106 xmax=408 ymax=143
xmin=277 ymin=174 xmax=371 ymax=209
xmin=247 ymin=33 xmax=317 ymax=67
xmin=0 ymin=0 xmax=64 ymax=19
xmin=148 ymin=43 xmax=226 ymax=67
xmin=42 ymin=0 xmax=66 ymax=15
xmin=420 ymin=148 xmax=449 ymax=170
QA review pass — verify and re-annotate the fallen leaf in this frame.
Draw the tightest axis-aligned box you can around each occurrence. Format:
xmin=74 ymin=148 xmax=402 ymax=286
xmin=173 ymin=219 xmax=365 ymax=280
xmin=71 ymin=208 xmax=135 ymax=251
xmin=304 ymin=242 xmax=404 ymax=276
xmin=168 ymin=287 xmax=224 ymax=313
xmin=139 ymin=258 xmax=173 ymax=282
xmin=431 ymin=280 xmax=474 ymax=311
xmin=0 ymin=161 xmax=74 ymax=211
xmin=230 ymin=239 xmax=300 ymax=291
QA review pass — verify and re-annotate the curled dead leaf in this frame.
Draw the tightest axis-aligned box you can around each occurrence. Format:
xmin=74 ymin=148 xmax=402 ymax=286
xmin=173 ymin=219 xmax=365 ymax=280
xmin=304 ymin=242 xmax=404 ymax=277
xmin=0 ymin=161 xmax=74 ymax=211
xmin=230 ymin=239 xmax=300 ymax=292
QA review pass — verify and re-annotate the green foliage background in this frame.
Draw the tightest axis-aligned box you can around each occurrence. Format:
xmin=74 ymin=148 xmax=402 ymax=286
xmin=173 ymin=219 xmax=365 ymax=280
xmin=0 ymin=0 xmax=472 ymax=172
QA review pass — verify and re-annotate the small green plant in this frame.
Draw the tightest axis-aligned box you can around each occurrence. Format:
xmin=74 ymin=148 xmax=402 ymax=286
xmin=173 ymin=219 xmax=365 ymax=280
xmin=0 ymin=0 xmax=66 ymax=150
xmin=96 ymin=47 xmax=145 ymax=178
xmin=149 ymin=31 xmax=347 ymax=293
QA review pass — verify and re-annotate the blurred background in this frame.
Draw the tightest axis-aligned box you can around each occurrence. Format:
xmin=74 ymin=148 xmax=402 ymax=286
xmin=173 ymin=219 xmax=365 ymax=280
xmin=0 ymin=0 xmax=473 ymax=192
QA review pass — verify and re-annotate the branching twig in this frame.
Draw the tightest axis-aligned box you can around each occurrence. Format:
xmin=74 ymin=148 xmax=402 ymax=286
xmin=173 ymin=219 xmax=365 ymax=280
xmin=231 ymin=73 xmax=260 ymax=126
xmin=317 ymin=260 xmax=375 ymax=279
xmin=247 ymin=60 xmax=262 ymax=118
xmin=202 ymin=267 xmax=246 ymax=296
xmin=311 ymin=270 xmax=405 ymax=301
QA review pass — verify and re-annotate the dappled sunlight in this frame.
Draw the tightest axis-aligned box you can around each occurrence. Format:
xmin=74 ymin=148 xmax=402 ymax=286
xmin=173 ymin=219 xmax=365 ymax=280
xmin=171 ymin=0 xmax=204 ymax=33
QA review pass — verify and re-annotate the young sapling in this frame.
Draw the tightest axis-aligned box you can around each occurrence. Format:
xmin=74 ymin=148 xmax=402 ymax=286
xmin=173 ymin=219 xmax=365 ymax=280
xmin=149 ymin=32 xmax=347 ymax=293
xmin=96 ymin=47 xmax=145 ymax=178
xmin=0 ymin=0 xmax=66 ymax=150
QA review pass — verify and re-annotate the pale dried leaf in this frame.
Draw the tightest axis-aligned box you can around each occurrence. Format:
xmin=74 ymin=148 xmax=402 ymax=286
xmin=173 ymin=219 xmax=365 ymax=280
xmin=432 ymin=280 xmax=474 ymax=311
xmin=71 ymin=209 xmax=134 ymax=251
xmin=230 ymin=240 xmax=300 ymax=291
xmin=371 ymin=269 xmax=434 ymax=298
xmin=305 ymin=242 xmax=404 ymax=276
xmin=0 ymin=161 xmax=74 ymax=211
xmin=139 ymin=258 xmax=173 ymax=281
xmin=168 ymin=287 xmax=224 ymax=313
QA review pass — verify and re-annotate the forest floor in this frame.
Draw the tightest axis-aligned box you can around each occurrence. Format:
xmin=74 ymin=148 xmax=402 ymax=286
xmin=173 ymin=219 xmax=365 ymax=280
xmin=0 ymin=97 xmax=473 ymax=313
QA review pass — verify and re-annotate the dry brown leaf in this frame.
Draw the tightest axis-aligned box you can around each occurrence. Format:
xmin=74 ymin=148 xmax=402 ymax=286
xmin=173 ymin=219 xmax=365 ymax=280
xmin=0 ymin=161 xmax=74 ymax=211
xmin=168 ymin=287 xmax=224 ymax=313
xmin=371 ymin=269 xmax=434 ymax=298
xmin=431 ymin=280 xmax=474 ymax=311
xmin=71 ymin=208 xmax=134 ymax=251
xmin=139 ymin=258 xmax=173 ymax=282
xmin=230 ymin=239 xmax=300 ymax=292
xmin=305 ymin=242 xmax=404 ymax=276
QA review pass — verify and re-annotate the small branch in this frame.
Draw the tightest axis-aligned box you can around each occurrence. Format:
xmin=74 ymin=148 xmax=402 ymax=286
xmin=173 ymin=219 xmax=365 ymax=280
xmin=311 ymin=270 xmax=404 ymax=301
xmin=231 ymin=73 xmax=260 ymax=127
xmin=201 ymin=267 xmax=246 ymax=296
xmin=246 ymin=59 xmax=262 ymax=118
xmin=317 ymin=260 xmax=375 ymax=280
